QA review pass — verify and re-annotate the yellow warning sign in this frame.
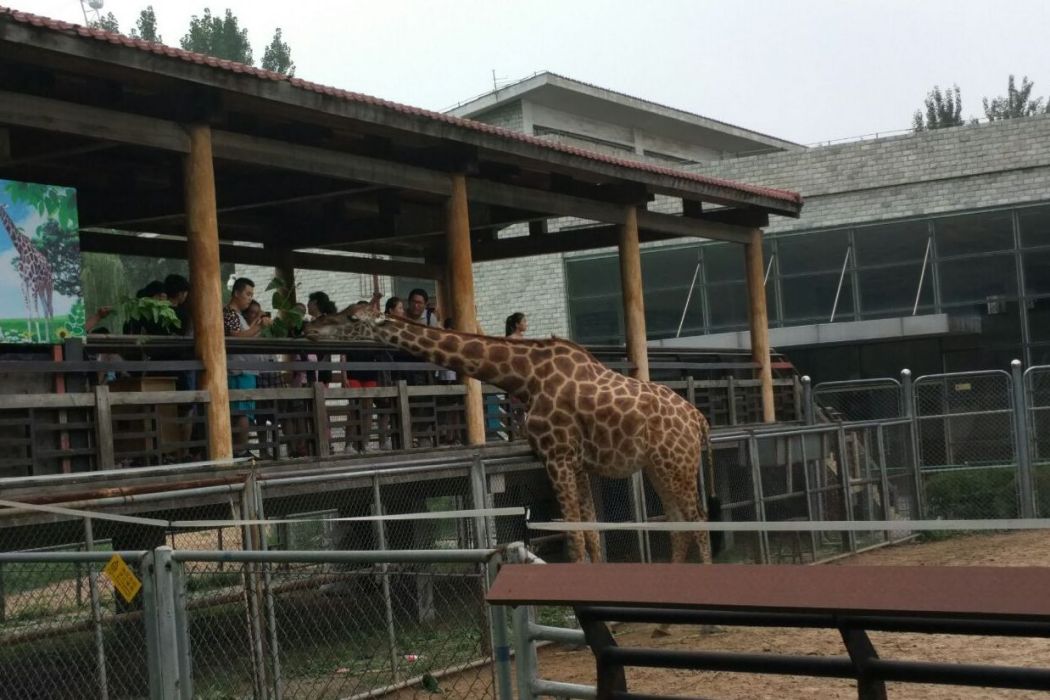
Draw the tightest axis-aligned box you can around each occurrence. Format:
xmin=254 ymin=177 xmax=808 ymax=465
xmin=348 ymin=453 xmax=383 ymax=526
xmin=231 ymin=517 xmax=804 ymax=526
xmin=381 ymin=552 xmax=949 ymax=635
xmin=102 ymin=553 xmax=142 ymax=603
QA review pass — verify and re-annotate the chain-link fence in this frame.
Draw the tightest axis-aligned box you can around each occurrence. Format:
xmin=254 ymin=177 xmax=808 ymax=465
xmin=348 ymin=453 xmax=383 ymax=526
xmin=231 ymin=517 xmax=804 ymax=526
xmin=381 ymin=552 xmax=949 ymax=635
xmin=813 ymin=378 xmax=902 ymax=421
xmin=0 ymin=547 xmax=504 ymax=700
xmin=914 ymin=370 xmax=1019 ymax=520
xmin=1024 ymin=366 xmax=1050 ymax=519
xmin=0 ymin=550 xmax=151 ymax=700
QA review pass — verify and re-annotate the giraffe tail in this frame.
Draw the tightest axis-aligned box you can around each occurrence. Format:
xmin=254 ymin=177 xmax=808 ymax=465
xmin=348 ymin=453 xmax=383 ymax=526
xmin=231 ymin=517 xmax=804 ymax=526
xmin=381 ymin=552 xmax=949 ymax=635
xmin=702 ymin=417 xmax=724 ymax=557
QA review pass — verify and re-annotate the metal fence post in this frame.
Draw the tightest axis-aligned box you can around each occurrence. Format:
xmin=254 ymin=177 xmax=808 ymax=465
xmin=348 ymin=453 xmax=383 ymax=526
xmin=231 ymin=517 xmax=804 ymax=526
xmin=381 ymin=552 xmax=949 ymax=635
xmin=901 ymin=369 xmax=925 ymax=519
xmin=508 ymin=544 xmax=539 ymax=700
xmin=747 ymin=436 xmax=769 ymax=563
xmin=629 ymin=472 xmax=650 ymax=563
xmin=151 ymin=547 xmax=183 ymax=700
xmin=372 ymin=475 xmax=400 ymax=683
xmin=801 ymin=376 xmax=814 ymax=425
xmin=1011 ymin=360 xmax=1037 ymax=518
xmin=253 ymin=482 xmax=283 ymax=700
xmin=836 ymin=426 xmax=858 ymax=553
xmin=83 ymin=518 xmax=110 ymax=700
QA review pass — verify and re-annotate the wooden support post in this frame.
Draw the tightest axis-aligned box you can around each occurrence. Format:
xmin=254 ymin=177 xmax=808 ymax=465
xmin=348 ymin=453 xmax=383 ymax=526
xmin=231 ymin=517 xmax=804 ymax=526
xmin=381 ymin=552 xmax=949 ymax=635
xmin=746 ymin=228 xmax=775 ymax=423
xmin=445 ymin=173 xmax=486 ymax=445
xmin=94 ymin=385 xmax=114 ymax=469
xmin=312 ymin=382 xmax=330 ymax=458
xmin=184 ymin=124 xmax=233 ymax=459
xmin=618 ymin=206 xmax=649 ymax=382
xmin=271 ymin=247 xmax=296 ymax=308
xmin=436 ymin=276 xmax=451 ymax=327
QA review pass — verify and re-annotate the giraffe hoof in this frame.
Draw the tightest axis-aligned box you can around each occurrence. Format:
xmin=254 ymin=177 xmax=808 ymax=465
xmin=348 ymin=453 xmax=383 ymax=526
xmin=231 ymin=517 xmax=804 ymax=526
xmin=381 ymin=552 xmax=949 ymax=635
xmin=651 ymin=625 xmax=672 ymax=638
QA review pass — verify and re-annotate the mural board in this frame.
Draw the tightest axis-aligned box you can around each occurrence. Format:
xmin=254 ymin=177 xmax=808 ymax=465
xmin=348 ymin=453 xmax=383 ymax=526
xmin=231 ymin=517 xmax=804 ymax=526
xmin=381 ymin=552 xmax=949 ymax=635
xmin=0 ymin=179 xmax=84 ymax=343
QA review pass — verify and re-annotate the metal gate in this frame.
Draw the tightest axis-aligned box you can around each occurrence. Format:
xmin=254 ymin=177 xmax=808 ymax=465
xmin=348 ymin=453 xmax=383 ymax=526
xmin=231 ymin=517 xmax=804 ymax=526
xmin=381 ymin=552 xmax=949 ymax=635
xmin=913 ymin=370 xmax=1018 ymax=519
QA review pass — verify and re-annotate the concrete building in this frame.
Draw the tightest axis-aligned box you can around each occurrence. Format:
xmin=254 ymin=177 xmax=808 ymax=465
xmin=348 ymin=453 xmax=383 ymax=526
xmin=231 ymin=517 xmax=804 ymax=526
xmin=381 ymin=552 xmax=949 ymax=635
xmin=241 ymin=72 xmax=1050 ymax=381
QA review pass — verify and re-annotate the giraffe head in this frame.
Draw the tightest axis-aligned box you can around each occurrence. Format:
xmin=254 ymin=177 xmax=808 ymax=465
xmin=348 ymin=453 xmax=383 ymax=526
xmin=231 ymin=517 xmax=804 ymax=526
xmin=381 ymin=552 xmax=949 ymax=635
xmin=302 ymin=302 xmax=385 ymax=342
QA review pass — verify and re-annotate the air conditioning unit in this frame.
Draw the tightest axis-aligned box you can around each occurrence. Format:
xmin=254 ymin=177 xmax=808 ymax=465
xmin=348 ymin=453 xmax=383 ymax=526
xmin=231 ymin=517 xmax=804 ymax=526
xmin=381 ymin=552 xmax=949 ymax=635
xmin=986 ymin=295 xmax=1008 ymax=315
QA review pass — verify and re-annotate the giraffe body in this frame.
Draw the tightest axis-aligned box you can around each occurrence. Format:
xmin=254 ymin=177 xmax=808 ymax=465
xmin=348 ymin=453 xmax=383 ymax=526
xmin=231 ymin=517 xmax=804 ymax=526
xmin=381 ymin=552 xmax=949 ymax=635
xmin=0 ymin=204 xmax=54 ymax=341
xmin=305 ymin=304 xmax=713 ymax=565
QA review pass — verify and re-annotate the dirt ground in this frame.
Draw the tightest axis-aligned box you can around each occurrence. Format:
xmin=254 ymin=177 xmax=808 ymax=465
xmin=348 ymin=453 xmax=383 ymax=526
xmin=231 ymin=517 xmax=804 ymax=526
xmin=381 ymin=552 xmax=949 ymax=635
xmin=525 ymin=530 xmax=1050 ymax=700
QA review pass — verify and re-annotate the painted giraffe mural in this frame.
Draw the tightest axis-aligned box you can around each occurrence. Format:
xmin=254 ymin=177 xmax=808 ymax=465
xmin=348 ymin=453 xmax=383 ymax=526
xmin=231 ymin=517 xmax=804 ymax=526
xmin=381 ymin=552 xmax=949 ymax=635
xmin=0 ymin=204 xmax=54 ymax=341
xmin=305 ymin=303 xmax=714 ymax=565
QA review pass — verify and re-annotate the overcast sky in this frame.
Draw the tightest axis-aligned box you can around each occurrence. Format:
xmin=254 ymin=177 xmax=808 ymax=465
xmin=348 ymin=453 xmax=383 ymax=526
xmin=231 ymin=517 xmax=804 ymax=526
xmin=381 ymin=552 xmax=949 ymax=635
xmin=12 ymin=1 xmax=1050 ymax=144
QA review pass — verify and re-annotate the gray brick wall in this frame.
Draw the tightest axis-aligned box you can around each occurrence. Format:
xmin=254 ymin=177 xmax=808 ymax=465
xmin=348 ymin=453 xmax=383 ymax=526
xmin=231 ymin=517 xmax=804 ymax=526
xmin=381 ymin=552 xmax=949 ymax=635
xmin=690 ymin=114 xmax=1050 ymax=233
xmin=236 ymin=265 xmax=392 ymax=311
xmin=472 ymin=102 xmax=524 ymax=132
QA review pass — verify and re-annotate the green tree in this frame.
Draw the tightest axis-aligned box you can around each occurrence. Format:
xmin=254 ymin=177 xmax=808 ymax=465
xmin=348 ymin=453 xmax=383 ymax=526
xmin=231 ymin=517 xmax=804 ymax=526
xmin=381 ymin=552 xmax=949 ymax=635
xmin=89 ymin=12 xmax=120 ymax=33
xmin=3 ymin=181 xmax=78 ymax=231
xmin=912 ymin=84 xmax=965 ymax=131
xmin=81 ymin=253 xmax=130 ymax=332
xmin=261 ymin=28 xmax=295 ymax=75
xmin=181 ymin=8 xmax=253 ymax=64
xmin=983 ymin=75 xmax=1044 ymax=120
xmin=131 ymin=6 xmax=162 ymax=43
xmin=28 ymin=220 xmax=81 ymax=298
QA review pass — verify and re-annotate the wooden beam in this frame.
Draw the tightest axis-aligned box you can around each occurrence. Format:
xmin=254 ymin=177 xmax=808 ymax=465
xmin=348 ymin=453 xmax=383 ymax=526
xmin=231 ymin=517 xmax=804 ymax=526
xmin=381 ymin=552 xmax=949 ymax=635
xmin=471 ymin=225 xmax=677 ymax=262
xmin=0 ymin=89 xmax=190 ymax=152
xmin=446 ymin=174 xmax=485 ymax=445
xmin=635 ymin=210 xmax=751 ymax=244
xmin=745 ymin=228 xmax=774 ymax=423
xmin=210 ymin=130 xmax=452 ymax=196
xmin=618 ymin=207 xmax=649 ymax=382
xmin=0 ymin=88 xmax=756 ymax=242
xmin=183 ymin=124 xmax=233 ymax=459
xmin=79 ymin=229 xmax=443 ymax=279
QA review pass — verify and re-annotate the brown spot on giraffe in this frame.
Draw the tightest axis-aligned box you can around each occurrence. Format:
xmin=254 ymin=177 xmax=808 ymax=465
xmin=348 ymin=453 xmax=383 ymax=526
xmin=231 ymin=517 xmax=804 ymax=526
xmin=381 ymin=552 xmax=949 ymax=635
xmin=302 ymin=304 xmax=714 ymax=566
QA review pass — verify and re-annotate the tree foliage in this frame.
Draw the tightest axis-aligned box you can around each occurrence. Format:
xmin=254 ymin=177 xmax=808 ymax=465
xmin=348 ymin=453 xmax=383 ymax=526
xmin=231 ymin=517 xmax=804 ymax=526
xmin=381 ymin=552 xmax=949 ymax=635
xmin=28 ymin=220 xmax=82 ymax=298
xmin=131 ymin=6 xmax=162 ymax=43
xmin=261 ymin=28 xmax=295 ymax=75
xmin=180 ymin=8 xmax=253 ymax=64
xmin=983 ymin=75 xmax=1044 ymax=121
xmin=913 ymin=85 xmax=965 ymax=131
xmin=89 ymin=12 xmax=120 ymax=33
xmin=3 ymin=181 xmax=78 ymax=231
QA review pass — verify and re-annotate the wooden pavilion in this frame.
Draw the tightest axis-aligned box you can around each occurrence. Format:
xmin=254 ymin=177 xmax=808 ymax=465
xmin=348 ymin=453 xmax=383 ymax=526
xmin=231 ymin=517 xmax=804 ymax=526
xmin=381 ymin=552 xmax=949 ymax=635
xmin=0 ymin=7 xmax=802 ymax=460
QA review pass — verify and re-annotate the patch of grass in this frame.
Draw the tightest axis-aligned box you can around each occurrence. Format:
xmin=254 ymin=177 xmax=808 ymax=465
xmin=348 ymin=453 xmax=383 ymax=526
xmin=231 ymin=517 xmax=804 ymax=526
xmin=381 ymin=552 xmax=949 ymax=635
xmin=0 ymin=315 xmax=71 ymax=342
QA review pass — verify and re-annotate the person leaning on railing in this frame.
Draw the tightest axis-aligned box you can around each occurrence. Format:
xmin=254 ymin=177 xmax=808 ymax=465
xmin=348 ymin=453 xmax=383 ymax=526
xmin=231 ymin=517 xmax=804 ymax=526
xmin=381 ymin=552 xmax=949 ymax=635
xmin=224 ymin=277 xmax=272 ymax=458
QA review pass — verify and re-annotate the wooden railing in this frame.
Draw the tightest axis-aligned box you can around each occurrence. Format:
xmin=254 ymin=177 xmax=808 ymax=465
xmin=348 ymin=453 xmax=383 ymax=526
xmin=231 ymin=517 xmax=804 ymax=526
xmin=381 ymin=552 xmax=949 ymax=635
xmin=0 ymin=338 xmax=801 ymax=478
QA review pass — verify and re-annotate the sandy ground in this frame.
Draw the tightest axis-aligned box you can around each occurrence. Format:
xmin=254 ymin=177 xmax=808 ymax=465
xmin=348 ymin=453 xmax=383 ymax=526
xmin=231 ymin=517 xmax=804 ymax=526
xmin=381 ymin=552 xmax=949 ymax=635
xmin=526 ymin=530 xmax=1050 ymax=700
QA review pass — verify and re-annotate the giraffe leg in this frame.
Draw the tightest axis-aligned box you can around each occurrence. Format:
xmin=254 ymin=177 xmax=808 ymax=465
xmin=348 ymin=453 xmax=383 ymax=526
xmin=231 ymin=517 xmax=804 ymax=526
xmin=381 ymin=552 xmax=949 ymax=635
xmin=541 ymin=452 xmax=586 ymax=562
xmin=574 ymin=470 xmax=602 ymax=563
xmin=646 ymin=455 xmax=715 ymax=637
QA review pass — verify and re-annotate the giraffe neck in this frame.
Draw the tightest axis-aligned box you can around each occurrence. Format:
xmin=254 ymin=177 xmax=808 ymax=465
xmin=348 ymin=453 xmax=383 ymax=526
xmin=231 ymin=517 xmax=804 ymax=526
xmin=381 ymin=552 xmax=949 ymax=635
xmin=0 ymin=206 xmax=28 ymax=253
xmin=374 ymin=319 xmax=536 ymax=399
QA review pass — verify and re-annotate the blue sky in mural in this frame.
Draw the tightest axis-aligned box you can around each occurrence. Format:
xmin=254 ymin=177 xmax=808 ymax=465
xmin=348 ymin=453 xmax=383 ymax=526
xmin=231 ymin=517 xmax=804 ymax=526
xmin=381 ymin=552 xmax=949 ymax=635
xmin=0 ymin=180 xmax=77 ymax=319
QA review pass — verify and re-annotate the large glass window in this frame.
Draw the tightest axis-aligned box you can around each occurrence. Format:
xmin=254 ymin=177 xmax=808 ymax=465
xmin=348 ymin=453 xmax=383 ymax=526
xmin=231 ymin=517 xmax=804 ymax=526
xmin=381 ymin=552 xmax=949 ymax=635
xmin=1019 ymin=205 xmax=1050 ymax=248
xmin=777 ymin=229 xmax=850 ymax=275
xmin=854 ymin=220 xmax=930 ymax=266
xmin=565 ymin=255 xmax=622 ymax=344
xmin=1023 ymin=249 xmax=1050 ymax=295
xmin=939 ymin=255 xmax=1017 ymax=303
xmin=782 ymin=273 xmax=853 ymax=322
xmin=641 ymin=246 xmax=704 ymax=339
xmin=858 ymin=263 xmax=934 ymax=314
xmin=702 ymin=243 xmax=745 ymax=283
xmin=934 ymin=211 xmax=1013 ymax=256
xmin=707 ymin=282 xmax=749 ymax=329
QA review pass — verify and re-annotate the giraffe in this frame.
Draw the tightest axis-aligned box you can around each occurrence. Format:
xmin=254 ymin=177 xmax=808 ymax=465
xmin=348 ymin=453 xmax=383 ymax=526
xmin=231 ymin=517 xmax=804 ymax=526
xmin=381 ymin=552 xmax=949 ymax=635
xmin=0 ymin=204 xmax=54 ymax=341
xmin=305 ymin=303 xmax=714 ymax=566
